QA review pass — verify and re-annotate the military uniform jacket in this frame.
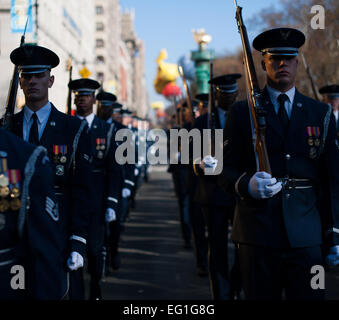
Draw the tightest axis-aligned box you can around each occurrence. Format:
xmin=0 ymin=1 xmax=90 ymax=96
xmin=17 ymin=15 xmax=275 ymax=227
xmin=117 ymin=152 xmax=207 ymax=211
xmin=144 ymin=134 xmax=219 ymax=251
xmin=113 ymin=121 xmax=136 ymax=192
xmin=88 ymin=116 xmax=121 ymax=214
xmin=0 ymin=128 xmax=65 ymax=299
xmin=10 ymin=105 xmax=92 ymax=257
xmin=193 ymin=112 xmax=235 ymax=208
xmin=218 ymin=87 xmax=339 ymax=248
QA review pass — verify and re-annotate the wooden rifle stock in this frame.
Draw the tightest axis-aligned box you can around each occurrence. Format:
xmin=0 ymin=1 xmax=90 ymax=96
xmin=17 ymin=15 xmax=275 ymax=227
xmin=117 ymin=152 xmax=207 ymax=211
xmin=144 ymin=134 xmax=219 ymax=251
xmin=178 ymin=66 xmax=194 ymax=124
xmin=234 ymin=1 xmax=271 ymax=174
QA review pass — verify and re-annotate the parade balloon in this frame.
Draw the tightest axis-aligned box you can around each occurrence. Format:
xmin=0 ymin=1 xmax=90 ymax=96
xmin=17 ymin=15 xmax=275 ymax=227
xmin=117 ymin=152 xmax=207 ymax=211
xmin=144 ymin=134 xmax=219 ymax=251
xmin=162 ymin=83 xmax=181 ymax=98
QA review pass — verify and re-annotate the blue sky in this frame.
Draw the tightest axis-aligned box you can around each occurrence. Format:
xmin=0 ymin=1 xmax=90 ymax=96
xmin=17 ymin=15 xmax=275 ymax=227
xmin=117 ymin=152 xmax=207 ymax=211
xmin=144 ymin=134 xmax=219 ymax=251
xmin=120 ymin=0 xmax=280 ymax=108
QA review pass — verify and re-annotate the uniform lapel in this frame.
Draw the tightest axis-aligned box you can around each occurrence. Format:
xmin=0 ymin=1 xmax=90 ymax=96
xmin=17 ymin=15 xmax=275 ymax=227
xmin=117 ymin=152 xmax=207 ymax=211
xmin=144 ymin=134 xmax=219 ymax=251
xmin=12 ymin=111 xmax=24 ymax=139
xmin=39 ymin=104 xmax=61 ymax=147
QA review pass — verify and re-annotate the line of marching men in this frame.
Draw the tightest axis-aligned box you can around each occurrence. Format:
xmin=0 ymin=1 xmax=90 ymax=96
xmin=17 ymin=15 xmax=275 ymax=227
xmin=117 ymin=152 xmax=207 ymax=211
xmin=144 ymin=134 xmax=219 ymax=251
xmin=168 ymin=66 xmax=339 ymax=299
xmin=0 ymin=44 xmax=151 ymax=300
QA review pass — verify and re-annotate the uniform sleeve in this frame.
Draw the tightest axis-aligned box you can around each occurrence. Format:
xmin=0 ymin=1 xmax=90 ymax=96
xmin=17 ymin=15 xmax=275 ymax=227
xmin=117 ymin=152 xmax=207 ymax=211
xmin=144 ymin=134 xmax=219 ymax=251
xmin=217 ymin=102 xmax=256 ymax=200
xmin=26 ymin=152 xmax=66 ymax=300
xmin=106 ymin=140 xmax=122 ymax=211
xmin=318 ymin=113 xmax=339 ymax=248
xmin=69 ymin=124 xmax=93 ymax=256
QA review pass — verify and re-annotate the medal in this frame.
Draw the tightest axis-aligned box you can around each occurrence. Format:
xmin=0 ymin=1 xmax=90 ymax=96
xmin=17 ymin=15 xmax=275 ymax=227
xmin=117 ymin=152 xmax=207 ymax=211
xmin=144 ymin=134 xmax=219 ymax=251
xmin=0 ymin=199 xmax=10 ymax=212
xmin=10 ymin=198 xmax=21 ymax=211
xmin=0 ymin=174 xmax=9 ymax=187
xmin=100 ymin=145 xmax=106 ymax=151
xmin=308 ymin=137 xmax=313 ymax=146
xmin=53 ymin=145 xmax=68 ymax=164
xmin=314 ymin=127 xmax=320 ymax=147
xmin=8 ymin=169 xmax=21 ymax=198
xmin=60 ymin=156 xmax=67 ymax=163
xmin=0 ymin=186 xmax=10 ymax=198
xmin=0 ymin=214 xmax=5 ymax=231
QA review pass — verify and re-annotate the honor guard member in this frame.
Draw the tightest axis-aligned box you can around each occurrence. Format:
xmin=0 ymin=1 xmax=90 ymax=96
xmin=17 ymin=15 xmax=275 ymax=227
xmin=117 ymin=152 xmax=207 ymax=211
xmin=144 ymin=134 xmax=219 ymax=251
xmin=69 ymin=79 xmax=122 ymax=299
xmin=184 ymin=100 xmax=209 ymax=277
xmin=9 ymin=44 xmax=93 ymax=299
xmin=0 ymin=128 xmax=64 ymax=300
xmin=195 ymin=94 xmax=209 ymax=116
xmin=169 ymin=102 xmax=192 ymax=249
xmin=319 ymin=85 xmax=339 ymax=141
xmin=96 ymin=92 xmax=132 ymax=271
xmin=192 ymin=74 xmax=242 ymax=300
xmin=120 ymin=109 xmax=136 ymax=222
xmin=218 ymin=28 xmax=339 ymax=300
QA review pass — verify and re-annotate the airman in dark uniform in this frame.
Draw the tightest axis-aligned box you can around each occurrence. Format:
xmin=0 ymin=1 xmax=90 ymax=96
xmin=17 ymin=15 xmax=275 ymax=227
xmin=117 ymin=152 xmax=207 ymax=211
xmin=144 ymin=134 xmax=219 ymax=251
xmin=218 ymin=28 xmax=339 ymax=300
xmin=96 ymin=93 xmax=132 ymax=271
xmin=192 ymin=74 xmax=242 ymax=299
xmin=319 ymin=85 xmax=339 ymax=142
xmin=68 ymin=79 xmax=122 ymax=299
xmin=9 ymin=44 xmax=93 ymax=300
xmin=0 ymin=128 xmax=65 ymax=300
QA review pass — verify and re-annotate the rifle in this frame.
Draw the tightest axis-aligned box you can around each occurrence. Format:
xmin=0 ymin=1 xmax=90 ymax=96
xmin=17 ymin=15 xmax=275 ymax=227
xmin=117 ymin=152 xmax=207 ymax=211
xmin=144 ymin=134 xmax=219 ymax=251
xmin=301 ymin=53 xmax=320 ymax=101
xmin=178 ymin=66 xmax=194 ymax=124
xmin=1 ymin=16 xmax=29 ymax=129
xmin=66 ymin=58 xmax=73 ymax=115
xmin=234 ymin=0 xmax=271 ymax=174
xmin=208 ymin=61 xmax=216 ymax=156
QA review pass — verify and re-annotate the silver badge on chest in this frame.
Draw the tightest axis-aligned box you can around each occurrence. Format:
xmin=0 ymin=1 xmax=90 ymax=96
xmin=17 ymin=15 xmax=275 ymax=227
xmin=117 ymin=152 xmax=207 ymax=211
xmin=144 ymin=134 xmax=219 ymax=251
xmin=56 ymin=165 xmax=65 ymax=176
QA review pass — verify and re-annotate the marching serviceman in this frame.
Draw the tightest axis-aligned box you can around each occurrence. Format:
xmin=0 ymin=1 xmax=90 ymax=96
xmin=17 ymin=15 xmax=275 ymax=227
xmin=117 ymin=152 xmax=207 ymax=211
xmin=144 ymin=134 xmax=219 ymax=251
xmin=8 ymin=44 xmax=93 ymax=300
xmin=96 ymin=92 xmax=132 ymax=271
xmin=69 ymin=79 xmax=122 ymax=299
xmin=0 ymin=128 xmax=65 ymax=300
xmin=319 ymin=85 xmax=339 ymax=141
xmin=218 ymin=28 xmax=339 ymax=300
xmin=193 ymin=74 xmax=242 ymax=300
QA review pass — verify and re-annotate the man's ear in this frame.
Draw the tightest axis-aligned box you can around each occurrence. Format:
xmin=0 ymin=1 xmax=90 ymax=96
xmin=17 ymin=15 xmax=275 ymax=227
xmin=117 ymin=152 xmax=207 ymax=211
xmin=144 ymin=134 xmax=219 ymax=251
xmin=261 ymin=59 xmax=266 ymax=71
xmin=48 ymin=75 xmax=55 ymax=88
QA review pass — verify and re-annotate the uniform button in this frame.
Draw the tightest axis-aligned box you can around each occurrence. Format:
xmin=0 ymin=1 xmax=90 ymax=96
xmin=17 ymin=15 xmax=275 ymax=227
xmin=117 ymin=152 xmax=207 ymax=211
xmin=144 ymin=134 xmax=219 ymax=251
xmin=285 ymin=193 xmax=290 ymax=199
xmin=285 ymin=154 xmax=291 ymax=160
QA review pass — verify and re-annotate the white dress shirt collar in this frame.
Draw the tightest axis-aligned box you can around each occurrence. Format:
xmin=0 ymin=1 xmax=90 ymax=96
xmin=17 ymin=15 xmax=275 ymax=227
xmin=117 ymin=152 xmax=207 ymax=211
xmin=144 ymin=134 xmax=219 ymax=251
xmin=266 ymin=85 xmax=295 ymax=104
xmin=77 ymin=113 xmax=95 ymax=128
xmin=24 ymin=102 xmax=51 ymax=124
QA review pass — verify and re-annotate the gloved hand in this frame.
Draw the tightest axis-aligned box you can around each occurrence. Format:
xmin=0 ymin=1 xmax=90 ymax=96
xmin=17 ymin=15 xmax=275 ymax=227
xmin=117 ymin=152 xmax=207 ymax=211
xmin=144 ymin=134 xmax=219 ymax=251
xmin=326 ymin=246 xmax=339 ymax=267
xmin=134 ymin=168 xmax=139 ymax=176
xmin=105 ymin=208 xmax=116 ymax=222
xmin=122 ymin=188 xmax=131 ymax=198
xmin=248 ymin=171 xmax=282 ymax=199
xmin=199 ymin=155 xmax=218 ymax=175
xmin=67 ymin=251 xmax=84 ymax=271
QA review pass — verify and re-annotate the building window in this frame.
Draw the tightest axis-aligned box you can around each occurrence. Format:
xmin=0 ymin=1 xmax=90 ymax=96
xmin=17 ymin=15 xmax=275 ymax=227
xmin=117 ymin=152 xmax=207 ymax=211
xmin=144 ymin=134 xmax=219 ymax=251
xmin=97 ymin=72 xmax=104 ymax=82
xmin=96 ymin=22 xmax=104 ymax=31
xmin=96 ymin=39 xmax=104 ymax=48
xmin=96 ymin=6 xmax=103 ymax=15
xmin=97 ymin=56 xmax=105 ymax=64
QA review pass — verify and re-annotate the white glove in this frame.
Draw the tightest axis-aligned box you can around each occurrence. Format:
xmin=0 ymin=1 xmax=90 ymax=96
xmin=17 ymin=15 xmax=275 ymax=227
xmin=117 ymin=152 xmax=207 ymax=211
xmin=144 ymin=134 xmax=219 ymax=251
xmin=122 ymin=188 xmax=131 ymax=198
xmin=105 ymin=208 xmax=116 ymax=222
xmin=326 ymin=246 xmax=339 ymax=267
xmin=248 ymin=171 xmax=282 ymax=199
xmin=67 ymin=251 xmax=84 ymax=271
xmin=200 ymin=155 xmax=218 ymax=175
xmin=134 ymin=168 xmax=139 ymax=176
